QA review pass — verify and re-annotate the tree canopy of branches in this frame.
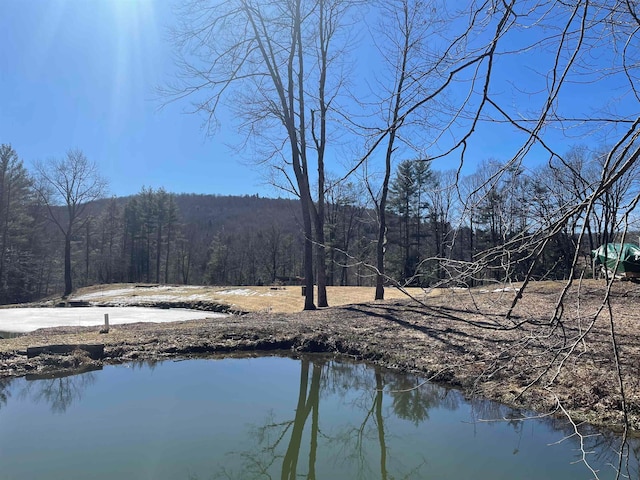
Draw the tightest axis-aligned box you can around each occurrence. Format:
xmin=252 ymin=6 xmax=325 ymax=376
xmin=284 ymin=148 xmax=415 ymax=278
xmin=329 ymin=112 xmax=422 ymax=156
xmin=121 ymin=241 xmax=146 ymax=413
xmin=34 ymin=150 xmax=107 ymax=296
xmin=168 ymin=0 xmax=362 ymax=309
xmin=175 ymin=1 xmax=640 ymax=469
xmin=372 ymin=2 xmax=640 ymax=474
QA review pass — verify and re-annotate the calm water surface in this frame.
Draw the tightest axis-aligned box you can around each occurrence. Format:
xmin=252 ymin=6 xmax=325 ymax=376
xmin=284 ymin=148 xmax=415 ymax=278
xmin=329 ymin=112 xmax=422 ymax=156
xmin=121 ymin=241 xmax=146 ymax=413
xmin=0 ymin=356 xmax=636 ymax=479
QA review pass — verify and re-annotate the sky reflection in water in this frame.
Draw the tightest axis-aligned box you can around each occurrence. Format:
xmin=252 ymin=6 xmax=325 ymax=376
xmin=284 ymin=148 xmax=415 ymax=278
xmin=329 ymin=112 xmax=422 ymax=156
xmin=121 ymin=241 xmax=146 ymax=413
xmin=0 ymin=356 xmax=635 ymax=479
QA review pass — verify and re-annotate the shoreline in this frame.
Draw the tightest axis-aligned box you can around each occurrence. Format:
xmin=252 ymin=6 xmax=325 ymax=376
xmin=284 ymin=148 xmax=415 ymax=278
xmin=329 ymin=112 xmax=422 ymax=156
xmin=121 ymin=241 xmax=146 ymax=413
xmin=0 ymin=283 xmax=639 ymax=434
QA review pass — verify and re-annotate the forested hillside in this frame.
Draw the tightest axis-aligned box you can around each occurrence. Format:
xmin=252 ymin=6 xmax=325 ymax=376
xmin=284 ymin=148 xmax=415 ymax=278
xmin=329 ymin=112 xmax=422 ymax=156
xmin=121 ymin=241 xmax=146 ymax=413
xmin=0 ymin=143 xmax=634 ymax=306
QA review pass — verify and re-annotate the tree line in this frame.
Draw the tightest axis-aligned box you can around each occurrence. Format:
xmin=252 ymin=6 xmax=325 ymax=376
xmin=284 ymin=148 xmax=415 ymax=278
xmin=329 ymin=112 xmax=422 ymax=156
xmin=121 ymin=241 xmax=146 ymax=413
xmin=0 ymin=141 xmax=632 ymax=305
xmin=166 ymin=0 xmax=640 ymax=314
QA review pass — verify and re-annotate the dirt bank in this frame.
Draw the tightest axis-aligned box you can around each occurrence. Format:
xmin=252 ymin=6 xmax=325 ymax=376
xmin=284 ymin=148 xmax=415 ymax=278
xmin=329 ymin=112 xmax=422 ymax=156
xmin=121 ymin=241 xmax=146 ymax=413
xmin=1 ymin=281 xmax=639 ymax=433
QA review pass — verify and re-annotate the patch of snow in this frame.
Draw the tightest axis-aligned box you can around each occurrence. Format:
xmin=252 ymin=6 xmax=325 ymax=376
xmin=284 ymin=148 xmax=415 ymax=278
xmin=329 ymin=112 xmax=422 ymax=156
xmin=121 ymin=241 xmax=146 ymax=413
xmin=492 ymin=287 xmax=521 ymax=293
xmin=74 ymin=285 xmax=203 ymax=301
xmin=92 ymin=294 xmax=212 ymax=304
xmin=75 ymin=288 xmax=140 ymax=300
xmin=0 ymin=307 xmax=225 ymax=334
xmin=215 ymin=289 xmax=258 ymax=296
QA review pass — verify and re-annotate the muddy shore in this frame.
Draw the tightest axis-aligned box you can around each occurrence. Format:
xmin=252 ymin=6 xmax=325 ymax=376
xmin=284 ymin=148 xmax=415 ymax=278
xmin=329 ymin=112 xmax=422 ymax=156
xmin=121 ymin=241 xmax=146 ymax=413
xmin=1 ymin=281 xmax=639 ymax=433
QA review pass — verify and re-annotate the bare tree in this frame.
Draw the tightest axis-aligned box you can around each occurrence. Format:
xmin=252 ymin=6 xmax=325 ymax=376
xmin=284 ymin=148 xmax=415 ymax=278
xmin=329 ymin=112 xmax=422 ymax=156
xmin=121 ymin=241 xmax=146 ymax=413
xmin=342 ymin=0 xmax=447 ymax=299
xmin=425 ymin=169 xmax=458 ymax=281
xmin=403 ymin=1 xmax=640 ymax=474
xmin=168 ymin=0 xmax=359 ymax=309
xmin=96 ymin=197 xmax=123 ymax=284
xmin=310 ymin=1 xmax=640 ymax=472
xmin=34 ymin=150 xmax=107 ymax=296
xmin=325 ymin=179 xmax=367 ymax=285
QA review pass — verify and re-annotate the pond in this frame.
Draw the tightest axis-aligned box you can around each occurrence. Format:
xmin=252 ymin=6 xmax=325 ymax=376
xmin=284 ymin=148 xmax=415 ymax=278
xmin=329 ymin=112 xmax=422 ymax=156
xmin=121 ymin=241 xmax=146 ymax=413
xmin=0 ymin=355 xmax=636 ymax=479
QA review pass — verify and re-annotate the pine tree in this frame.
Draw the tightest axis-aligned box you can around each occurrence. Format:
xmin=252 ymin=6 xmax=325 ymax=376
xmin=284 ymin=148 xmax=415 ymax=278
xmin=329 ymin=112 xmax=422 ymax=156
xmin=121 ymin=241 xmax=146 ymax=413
xmin=0 ymin=145 xmax=38 ymax=303
xmin=388 ymin=159 xmax=434 ymax=283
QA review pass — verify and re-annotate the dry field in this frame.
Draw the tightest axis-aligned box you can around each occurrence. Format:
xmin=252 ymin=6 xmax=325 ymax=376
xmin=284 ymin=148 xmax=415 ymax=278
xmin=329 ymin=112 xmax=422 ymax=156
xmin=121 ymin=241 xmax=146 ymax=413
xmin=67 ymin=283 xmax=433 ymax=313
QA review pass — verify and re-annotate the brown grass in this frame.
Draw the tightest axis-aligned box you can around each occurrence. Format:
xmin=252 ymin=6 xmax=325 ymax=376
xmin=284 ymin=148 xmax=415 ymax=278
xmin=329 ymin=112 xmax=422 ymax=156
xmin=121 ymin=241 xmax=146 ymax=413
xmin=67 ymin=283 xmax=432 ymax=313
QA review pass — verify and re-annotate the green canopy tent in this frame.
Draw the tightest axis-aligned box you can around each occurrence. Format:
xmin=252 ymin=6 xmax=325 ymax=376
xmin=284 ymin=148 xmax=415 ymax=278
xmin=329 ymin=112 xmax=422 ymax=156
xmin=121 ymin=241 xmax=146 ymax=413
xmin=592 ymin=243 xmax=640 ymax=280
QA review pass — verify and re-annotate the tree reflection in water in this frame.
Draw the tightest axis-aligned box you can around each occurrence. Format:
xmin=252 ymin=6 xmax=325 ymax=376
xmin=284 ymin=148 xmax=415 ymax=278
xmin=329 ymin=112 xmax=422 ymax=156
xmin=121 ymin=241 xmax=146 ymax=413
xmin=0 ymin=377 xmax=14 ymax=410
xmin=467 ymin=396 xmax=640 ymax=477
xmin=213 ymin=356 xmax=443 ymax=480
xmin=281 ymin=359 xmax=321 ymax=479
xmin=7 ymin=360 xmax=158 ymax=415
xmin=14 ymin=360 xmax=160 ymax=415
xmin=18 ymin=370 xmax=98 ymax=413
xmin=387 ymin=373 xmax=459 ymax=426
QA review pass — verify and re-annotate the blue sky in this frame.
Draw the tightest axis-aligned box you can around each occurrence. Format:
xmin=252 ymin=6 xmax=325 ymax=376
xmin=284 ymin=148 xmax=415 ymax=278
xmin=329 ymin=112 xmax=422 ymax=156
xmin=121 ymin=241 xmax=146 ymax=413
xmin=2 ymin=0 xmax=266 ymax=198
xmin=1 ymin=1 xmax=636 ymax=199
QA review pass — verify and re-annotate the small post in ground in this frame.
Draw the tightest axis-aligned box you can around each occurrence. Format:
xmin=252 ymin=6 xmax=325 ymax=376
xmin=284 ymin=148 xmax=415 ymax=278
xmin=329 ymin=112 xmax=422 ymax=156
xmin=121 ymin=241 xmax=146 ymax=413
xmin=100 ymin=313 xmax=110 ymax=334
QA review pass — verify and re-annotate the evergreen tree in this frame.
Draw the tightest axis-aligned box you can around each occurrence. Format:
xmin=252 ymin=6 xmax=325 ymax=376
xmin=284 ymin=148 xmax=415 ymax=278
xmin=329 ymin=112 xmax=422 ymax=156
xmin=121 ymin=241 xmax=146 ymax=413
xmin=0 ymin=145 xmax=39 ymax=303
xmin=388 ymin=159 xmax=434 ymax=283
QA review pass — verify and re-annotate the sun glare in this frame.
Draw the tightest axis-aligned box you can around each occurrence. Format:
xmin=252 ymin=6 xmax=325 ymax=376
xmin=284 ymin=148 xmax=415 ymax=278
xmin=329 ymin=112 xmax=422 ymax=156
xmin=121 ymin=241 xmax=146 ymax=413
xmin=108 ymin=0 xmax=160 ymax=135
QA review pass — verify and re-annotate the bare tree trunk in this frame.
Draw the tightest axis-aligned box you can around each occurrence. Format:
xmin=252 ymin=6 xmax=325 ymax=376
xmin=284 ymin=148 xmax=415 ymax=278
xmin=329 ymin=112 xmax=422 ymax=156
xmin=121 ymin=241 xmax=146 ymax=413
xmin=374 ymin=0 xmax=412 ymax=299
xmin=310 ymin=0 xmax=331 ymax=307
xmin=64 ymin=232 xmax=72 ymax=297
xmin=314 ymin=213 xmax=328 ymax=307
xmin=301 ymin=195 xmax=317 ymax=310
xmin=156 ymin=223 xmax=162 ymax=284
xmin=375 ymin=183 xmax=390 ymax=300
xmin=85 ymin=219 xmax=91 ymax=286
xmin=164 ymin=222 xmax=172 ymax=284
